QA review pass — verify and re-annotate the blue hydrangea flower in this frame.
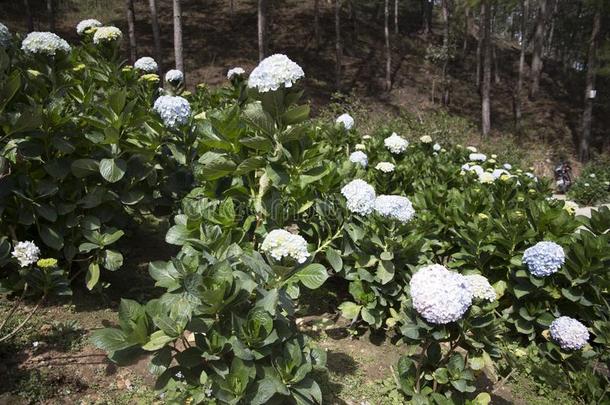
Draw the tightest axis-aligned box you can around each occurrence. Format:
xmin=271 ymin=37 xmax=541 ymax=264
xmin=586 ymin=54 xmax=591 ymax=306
xmin=522 ymin=241 xmax=565 ymax=277
xmin=153 ymin=95 xmax=191 ymax=128
xmin=549 ymin=316 xmax=589 ymax=350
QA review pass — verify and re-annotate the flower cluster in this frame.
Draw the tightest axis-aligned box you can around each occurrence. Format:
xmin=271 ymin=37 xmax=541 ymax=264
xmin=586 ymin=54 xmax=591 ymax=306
xmin=76 ymin=19 xmax=102 ymax=35
xmin=523 ymin=241 xmax=565 ymax=277
xmin=355 ymin=143 xmax=366 ymax=151
xmin=478 ymin=172 xmax=495 ymax=184
xmin=21 ymin=32 xmax=71 ymax=56
xmin=247 ymin=54 xmax=304 ymax=92
xmin=384 ymin=133 xmax=409 ymax=154
xmin=549 ymin=316 xmax=589 ymax=350
xmin=433 ymin=143 xmax=441 ymax=152
xmin=37 ymin=258 xmax=58 ymax=268
xmin=563 ymin=200 xmax=578 ymax=215
xmin=336 ymin=113 xmax=354 ymax=130
xmin=134 ymin=56 xmax=158 ymax=73
xmin=165 ymin=69 xmax=184 ymax=83
xmin=465 ymin=274 xmax=496 ymax=302
xmin=341 ymin=179 xmax=376 ymax=215
xmin=410 ymin=264 xmax=472 ymax=324
xmin=12 ymin=241 xmax=41 ymax=268
xmin=260 ymin=229 xmax=310 ymax=264
xmin=153 ymin=95 xmax=191 ymax=128
xmin=227 ymin=67 xmax=245 ymax=80
xmin=0 ymin=22 xmax=11 ymax=48
xmin=462 ymin=163 xmax=484 ymax=176
xmin=420 ymin=135 xmax=432 ymax=143
xmin=375 ymin=162 xmax=395 ymax=173
xmin=469 ymin=153 xmax=487 ymax=162
xmin=349 ymin=151 xmax=368 ymax=168
xmin=93 ymin=26 xmax=122 ymax=45
xmin=374 ymin=195 xmax=415 ymax=223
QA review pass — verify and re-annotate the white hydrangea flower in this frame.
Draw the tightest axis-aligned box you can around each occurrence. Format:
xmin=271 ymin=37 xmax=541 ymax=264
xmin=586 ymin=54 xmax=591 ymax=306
xmin=93 ymin=26 xmax=123 ymax=45
xmin=336 ymin=113 xmax=354 ymax=130
xmin=491 ymin=169 xmax=510 ymax=180
xmin=410 ymin=264 xmax=473 ymax=324
xmin=469 ymin=153 xmax=487 ymax=162
xmin=466 ymin=146 xmax=477 ymax=152
xmin=227 ymin=67 xmax=245 ymax=80
xmin=478 ymin=172 xmax=495 ymax=184
xmin=0 ymin=23 xmax=11 ymax=48
xmin=433 ymin=143 xmax=441 ymax=151
xmin=341 ymin=179 xmax=376 ymax=215
xmin=134 ymin=56 xmax=158 ymax=73
xmin=523 ymin=241 xmax=565 ymax=277
xmin=375 ymin=162 xmax=395 ymax=173
xmin=260 ymin=229 xmax=310 ymax=264
xmin=349 ymin=151 xmax=368 ymax=168
xmin=384 ymin=133 xmax=409 ymax=154
xmin=465 ymin=274 xmax=496 ymax=302
xmin=362 ymin=135 xmax=372 ymax=140
xmin=76 ymin=19 xmax=102 ymax=35
xmin=12 ymin=241 xmax=41 ymax=267
xmin=247 ymin=54 xmax=304 ymax=92
xmin=165 ymin=69 xmax=184 ymax=83
xmin=420 ymin=135 xmax=432 ymax=143
xmin=354 ymin=143 xmax=366 ymax=151
xmin=503 ymin=163 xmax=512 ymax=170
xmin=21 ymin=32 xmax=71 ymax=56
xmin=549 ymin=316 xmax=589 ymax=350
xmin=153 ymin=95 xmax=191 ymax=127
xmin=374 ymin=195 xmax=415 ymax=223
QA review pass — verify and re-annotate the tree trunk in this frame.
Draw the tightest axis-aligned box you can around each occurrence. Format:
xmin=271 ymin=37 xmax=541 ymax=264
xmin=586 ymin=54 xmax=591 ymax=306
xmin=335 ymin=0 xmax=342 ymax=90
xmin=173 ymin=0 xmax=184 ymax=78
xmin=394 ymin=0 xmax=399 ymax=34
xmin=462 ymin=6 xmax=471 ymax=57
xmin=476 ymin=4 xmax=483 ymax=88
xmin=125 ymin=0 xmax=138 ymax=64
xmin=529 ymin=0 xmax=549 ymax=100
xmin=258 ymin=0 xmax=267 ymax=61
xmin=149 ymin=0 xmax=163 ymax=74
xmin=579 ymin=8 xmax=601 ymax=163
xmin=314 ymin=0 xmax=320 ymax=48
xmin=423 ymin=0 xmax=432 ymax=38
xmin=545 ymin=0 xmax=557 ymax=57
xmin=230 ymin=0 xmax=235 ymax=18
xmin=441 ymin=0 xmax=450 ymax=104
xmin=514 ymin=0 xmax=528 ymax=131
xmin=385 ymin=0 xmax=391 ymax=90
xmin=24 ymin=0 xmax=34 ymax=32
xmin=47 ymin=0 xmax=55 ymax=31
xmin=481 ymin=0 xmax=491 ymax=136
xmin=492 ymin=45 xmax=500 ymax=84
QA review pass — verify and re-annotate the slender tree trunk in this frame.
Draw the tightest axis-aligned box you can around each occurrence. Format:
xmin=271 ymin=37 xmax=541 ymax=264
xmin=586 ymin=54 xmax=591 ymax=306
xmin=492 ymin=46 xmax=500 ymax=84
xmin=230 ymin=0 xmax=235 ymax=18
xmin=441 ymin=0 xmax=450 ymax=104
xmin=47 ymin=0 xmax=55 ymax=31
xmin=529 ymin=0 xmax=549 ymax=100
xmin=423 ymin=0 xmax=432 ymax=38
xmin=463 ymin=6 xmax=471 ymax=57
xmin=24 ymin=0 xmax=34 ymax=32
xmin=173 ymin=0 xmax=184 ymax=79
xmin=258 ymin=0 xmax=267 ymax=61
xmin=514 ymin=0 xmax=528 ymax=131
xmin=545 ymin=0 xmax=557 ymax=57
xmin=579 ymin=8 xmax=601 ymax=163
xmin=394 ymin=0 xmax=399 ymax=34
xmin=335 ymin=0 xmax=342 ymax=90
xmin=149 ymin=0 xmax=163 ymax=74
xmin=314 ymin=0 xmax=320 ymax=48
xmin=125 ymin=0 xmax=138 ymax=63
xmin=476 ymin=4 xmax=483 ymax=88
xmin=481 ymin=0 xmax=491 ymax=136
xmin=385 ymin=0 xmax=391 ymax=90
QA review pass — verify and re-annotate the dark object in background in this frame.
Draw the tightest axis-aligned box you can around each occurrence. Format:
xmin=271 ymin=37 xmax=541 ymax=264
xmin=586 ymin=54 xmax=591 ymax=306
xmin=554 ymin=161 xmax=572 ymax=193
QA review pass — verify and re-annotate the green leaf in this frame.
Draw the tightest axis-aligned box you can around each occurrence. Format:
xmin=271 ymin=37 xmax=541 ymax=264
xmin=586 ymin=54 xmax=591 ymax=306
xmin=90 ymin=328 xmax=132 ymax=353
xmin=326 ymin=248 xmax=343 ymax=272
xmin=99 ymin=158 xmax=127 ymax=183
xmin=142 ymin=330 xmax=174 ymax=351
xmin=103 ymin=250 xmax=123 ymax=271
xmin=71 ymin=159 xmax=99 ymax=178
xmin=293 ymin=264 xmax=328 ymax=289
xmin=338 ymin=301 xmax=361 ymax=320
xmin=86 ymin=262 xmax=100 ymax=290
xmin=39 ymin=224 xmax=64 ymax=250
xmin=282 ymin=104 xmax=310 ymax=125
